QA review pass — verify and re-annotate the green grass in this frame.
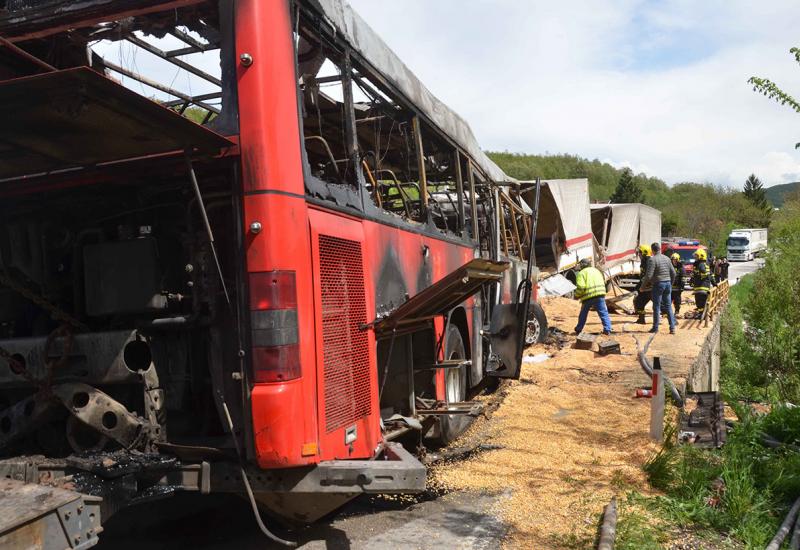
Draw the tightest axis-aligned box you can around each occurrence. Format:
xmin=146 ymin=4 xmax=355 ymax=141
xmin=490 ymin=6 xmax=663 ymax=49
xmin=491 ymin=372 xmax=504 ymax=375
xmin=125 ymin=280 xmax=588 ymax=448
xmin=634 ymin=404 xmax=800 ymax=548
xmin=615 ymin=494 xmax=665 ymax=550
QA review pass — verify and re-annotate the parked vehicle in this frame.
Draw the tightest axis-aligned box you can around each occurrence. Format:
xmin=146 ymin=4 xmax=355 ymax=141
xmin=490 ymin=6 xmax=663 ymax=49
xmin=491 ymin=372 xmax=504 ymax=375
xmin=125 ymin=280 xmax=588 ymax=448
xmin=727 ymin=228 xmax=768 ymax=261
xmin=663 ymin=239 xmax=705 ymax=276
xmin=0 ymin=0 xmax=538 ymax=545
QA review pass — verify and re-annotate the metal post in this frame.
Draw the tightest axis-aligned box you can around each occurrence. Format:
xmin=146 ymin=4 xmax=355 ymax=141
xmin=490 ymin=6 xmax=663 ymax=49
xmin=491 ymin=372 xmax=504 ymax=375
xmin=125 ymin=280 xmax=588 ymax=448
xmin=104 ymin=60 xmax=220 ymax=114
xmin=468 ymin=162 xmax=479 ymax=244
xmin=412 ymin=116 xmax=428 ymax=216
xmin=342 ymin=49 xmax=366 ymax=211
xmin=454 ymin=150 xmax=466 ymax=236
xmin=0 ymin=35 xmax=56 ymax=72
xmin=650 ymin=357 xmax=665 ymax=442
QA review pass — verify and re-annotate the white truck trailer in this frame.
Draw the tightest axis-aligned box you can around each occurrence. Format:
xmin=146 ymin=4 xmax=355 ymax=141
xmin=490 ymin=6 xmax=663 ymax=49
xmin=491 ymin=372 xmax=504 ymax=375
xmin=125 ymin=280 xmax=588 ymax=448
xmin=521 ymin=178 xmax=595 ymax=278
xmin=590 ymin=203 xmax=662 ymax=288
xmin=727 ymin=228 xmax=768 ymax=261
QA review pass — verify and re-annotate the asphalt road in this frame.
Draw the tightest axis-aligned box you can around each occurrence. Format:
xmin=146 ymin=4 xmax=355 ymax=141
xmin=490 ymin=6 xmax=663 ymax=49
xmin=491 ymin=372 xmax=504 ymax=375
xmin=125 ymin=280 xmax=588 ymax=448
xmin=96 ymin=490 xmax=507 ymax=549
xmin=727 ymin=257 xmax=764 ymax=284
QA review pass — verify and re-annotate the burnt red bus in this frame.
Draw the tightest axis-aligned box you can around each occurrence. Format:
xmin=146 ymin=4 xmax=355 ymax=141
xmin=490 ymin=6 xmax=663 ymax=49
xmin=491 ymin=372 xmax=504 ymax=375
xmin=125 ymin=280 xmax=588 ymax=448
xmin=0 ymin=0 xmax=541 ymax=543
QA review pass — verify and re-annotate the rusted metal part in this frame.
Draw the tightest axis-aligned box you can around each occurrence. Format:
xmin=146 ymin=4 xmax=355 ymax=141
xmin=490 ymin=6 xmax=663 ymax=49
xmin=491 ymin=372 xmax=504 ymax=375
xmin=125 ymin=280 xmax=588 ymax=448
xmin=679 ymin=392 xmax=726 ymax=448
xmin=141 ymin=362 xmax=167 ymax=443
xmin=0 ymin=330 xmax=144 ymax=389
xmin=0 ymin=478 xmax=102 ymax=550
xmin=0 ymin=67 xmax=232 ymax=180
xmin=52 ymin=383 xmax=154 ymax=450
xmin=123 ymin=34 xmax=221 ymax=86
xmin=0 ymin=34 xmax=55 ymax=72
xmin=102 ymin=59 xmax=221 ymax=114
xmin=0 ymin=0 xmax=205 ymax=42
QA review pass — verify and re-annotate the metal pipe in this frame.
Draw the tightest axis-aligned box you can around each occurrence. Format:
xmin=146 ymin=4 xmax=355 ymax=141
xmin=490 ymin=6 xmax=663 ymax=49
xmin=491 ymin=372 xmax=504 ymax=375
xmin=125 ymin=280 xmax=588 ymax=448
xmin=125 ymin=34 xmax=222 ymax=86
xmin=184 ymin=153 xmax=231 ymax=307
xmin=767 ymin=497 xmax=800 ymax=550
xmin=167 ymin=27 xmax=218 ymax=54
xmin=163 ymin=92 xmax=222 ymax=108
xmin=632 ymin=335 xmax=684 ymax=406
xmin=103 ymin=59 xmax=220 ymax=114
xmin=597 ymin=497 xmax=618 ymax=550
xmin=411 ymin=116 xmax=428 ymax=213
xmin=0 ymin=35 xmax=56 ymax=72
xmin=304 ymin=136 xmax=341 ymax=177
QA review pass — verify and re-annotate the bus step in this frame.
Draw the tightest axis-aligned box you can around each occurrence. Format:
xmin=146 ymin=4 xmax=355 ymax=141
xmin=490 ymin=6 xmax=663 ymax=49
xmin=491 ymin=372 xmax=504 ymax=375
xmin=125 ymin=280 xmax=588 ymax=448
xmin=414 ymin=359 xmax=471 ymax=371
xmin=417 ymin=401 xmax=484 ymax=416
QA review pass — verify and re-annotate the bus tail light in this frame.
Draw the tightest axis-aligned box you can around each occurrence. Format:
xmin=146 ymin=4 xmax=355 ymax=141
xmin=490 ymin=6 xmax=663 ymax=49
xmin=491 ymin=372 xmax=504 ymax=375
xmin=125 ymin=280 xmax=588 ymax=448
xmin=249 ymin=271 xmax=301 ymax=383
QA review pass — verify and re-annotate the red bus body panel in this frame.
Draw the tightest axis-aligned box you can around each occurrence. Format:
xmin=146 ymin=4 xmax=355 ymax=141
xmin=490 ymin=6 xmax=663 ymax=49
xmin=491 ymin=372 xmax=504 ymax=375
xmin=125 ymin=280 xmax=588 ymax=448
xmin=236 ymin=0 xmax=480 ymax=468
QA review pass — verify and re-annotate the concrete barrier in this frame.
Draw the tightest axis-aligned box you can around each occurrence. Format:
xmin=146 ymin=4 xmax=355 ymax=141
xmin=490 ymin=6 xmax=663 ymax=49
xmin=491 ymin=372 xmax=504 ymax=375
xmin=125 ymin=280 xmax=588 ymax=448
xmin=686 ymin=310 xmax=723 ymax=393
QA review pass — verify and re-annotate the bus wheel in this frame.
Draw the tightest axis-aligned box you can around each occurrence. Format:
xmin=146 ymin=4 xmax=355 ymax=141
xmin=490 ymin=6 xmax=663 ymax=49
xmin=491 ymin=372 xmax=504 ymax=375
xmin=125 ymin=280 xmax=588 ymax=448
xmin=525 ymin=302 xmax=548 ymax=345
xmin=434 ymin=326 xmax=469 ymax=445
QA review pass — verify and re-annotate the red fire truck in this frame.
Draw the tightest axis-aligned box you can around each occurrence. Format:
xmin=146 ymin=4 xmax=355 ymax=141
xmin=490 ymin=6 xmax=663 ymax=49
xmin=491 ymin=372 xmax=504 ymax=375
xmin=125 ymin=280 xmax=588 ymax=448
xmin=0 ymin=0 xmax=540 ymax=545
xmin=663 ymin=239 xmax=705 ymax=277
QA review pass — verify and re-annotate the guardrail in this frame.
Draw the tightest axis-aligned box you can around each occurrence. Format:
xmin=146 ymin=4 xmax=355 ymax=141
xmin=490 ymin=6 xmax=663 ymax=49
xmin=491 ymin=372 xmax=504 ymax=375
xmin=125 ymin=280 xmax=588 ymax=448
xmin=702 ymin=279 xmax=730 ymax=327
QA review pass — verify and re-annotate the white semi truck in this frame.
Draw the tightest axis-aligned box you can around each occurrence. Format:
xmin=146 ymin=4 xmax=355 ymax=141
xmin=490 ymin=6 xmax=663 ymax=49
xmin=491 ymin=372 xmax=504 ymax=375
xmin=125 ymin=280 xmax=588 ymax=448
xmin=727 ymin=228 xmax=768 ymax=261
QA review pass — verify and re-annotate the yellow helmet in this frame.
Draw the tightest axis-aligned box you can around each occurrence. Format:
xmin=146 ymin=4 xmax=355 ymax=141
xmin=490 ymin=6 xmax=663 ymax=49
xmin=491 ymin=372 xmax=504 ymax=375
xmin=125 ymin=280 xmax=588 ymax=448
xmin=671 ymin=253 xmax=680 ymax=262
xmin=638 ymin=244 xmax=652 ymax=257
xmin=693 ymin=248 xmax=707 ymax=261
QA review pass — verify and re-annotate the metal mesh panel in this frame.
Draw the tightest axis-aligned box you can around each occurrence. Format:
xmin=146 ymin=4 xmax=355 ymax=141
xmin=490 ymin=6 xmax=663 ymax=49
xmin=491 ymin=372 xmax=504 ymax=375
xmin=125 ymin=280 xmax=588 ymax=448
xmin=319 ymin=235 xmax=371 ymax=434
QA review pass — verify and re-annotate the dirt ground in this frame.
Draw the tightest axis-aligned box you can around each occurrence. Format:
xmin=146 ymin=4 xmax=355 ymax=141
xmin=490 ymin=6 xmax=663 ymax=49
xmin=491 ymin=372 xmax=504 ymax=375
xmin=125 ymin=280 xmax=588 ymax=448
xmin=431 ymin=296 xmax=713 ymax=549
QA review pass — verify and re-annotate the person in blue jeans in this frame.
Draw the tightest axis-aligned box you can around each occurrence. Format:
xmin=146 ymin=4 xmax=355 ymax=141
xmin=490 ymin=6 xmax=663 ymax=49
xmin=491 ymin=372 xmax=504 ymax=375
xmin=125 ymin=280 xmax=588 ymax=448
xmin=640 ymin=242 xmax=677 ymax=334
xmin=573 ymin=259 xmax=613 ymax=335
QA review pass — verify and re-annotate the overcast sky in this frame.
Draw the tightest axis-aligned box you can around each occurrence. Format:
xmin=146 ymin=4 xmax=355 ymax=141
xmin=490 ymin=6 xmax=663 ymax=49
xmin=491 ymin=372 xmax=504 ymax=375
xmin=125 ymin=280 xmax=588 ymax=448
xmin=348 ymin=0 xmax=800 ymax=188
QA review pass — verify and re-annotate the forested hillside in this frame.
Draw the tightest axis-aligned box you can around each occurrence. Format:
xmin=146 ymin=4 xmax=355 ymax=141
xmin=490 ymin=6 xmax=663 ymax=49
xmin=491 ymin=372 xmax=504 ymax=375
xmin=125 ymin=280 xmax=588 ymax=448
xmin=488 ymin=152 xmax=771 ymax=255
xmin=765 ymin=181 xmax=800 ymax=207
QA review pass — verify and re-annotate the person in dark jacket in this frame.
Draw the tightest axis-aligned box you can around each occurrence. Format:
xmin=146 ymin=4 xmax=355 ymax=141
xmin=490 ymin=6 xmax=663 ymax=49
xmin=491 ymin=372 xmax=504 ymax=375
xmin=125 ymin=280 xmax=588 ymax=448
xmin=633 ymin=244 xmax=652 ymax=324
xmin=670 ymin=253 xmax=685 ymax=315
xmin=640 ymin=242 xmax=677 ymax=334
xmin=691 ymin=248 xmax=715 ymax=318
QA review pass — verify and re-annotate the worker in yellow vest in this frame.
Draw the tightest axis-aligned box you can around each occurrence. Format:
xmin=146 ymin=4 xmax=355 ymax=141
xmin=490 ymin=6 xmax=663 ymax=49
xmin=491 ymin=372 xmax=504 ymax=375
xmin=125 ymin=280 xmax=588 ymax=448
xmin=574 ymin=258 xmax=612 ymax=335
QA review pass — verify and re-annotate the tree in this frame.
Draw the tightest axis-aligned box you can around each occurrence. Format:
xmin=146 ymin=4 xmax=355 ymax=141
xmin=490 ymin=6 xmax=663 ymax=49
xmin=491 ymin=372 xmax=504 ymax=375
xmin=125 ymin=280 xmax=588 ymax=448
xmin=743 ymin=174 xmax=769 ymax=210
xmin=749 ymin=47 xmax=800 ymax=149
xmin=609 ymin=167 xmax=643 ymax=203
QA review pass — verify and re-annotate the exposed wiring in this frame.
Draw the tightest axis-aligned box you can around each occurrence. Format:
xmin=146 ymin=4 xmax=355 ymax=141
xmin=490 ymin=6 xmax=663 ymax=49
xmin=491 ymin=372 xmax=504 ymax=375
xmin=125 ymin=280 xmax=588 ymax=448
xmin=220 ymin=400 xmax=297 ymax=548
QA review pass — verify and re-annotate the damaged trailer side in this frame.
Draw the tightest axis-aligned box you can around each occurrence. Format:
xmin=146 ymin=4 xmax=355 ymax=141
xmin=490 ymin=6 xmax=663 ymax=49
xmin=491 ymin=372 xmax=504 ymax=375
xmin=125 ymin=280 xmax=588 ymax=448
xmin=591 ymin=203 xmax=662 ymax=288
xmin=518 ymin=179 xmax=593 ymax=297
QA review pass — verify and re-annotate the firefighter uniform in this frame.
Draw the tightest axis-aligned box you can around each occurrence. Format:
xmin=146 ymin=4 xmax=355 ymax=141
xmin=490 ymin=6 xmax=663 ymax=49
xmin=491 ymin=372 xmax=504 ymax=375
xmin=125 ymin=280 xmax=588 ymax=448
xmin=670 ymin=253 xmax=685 ymax=315
xmin=574 ymin=260 xmax=612 ymax=334
xmin=633 ymin=245 xmax=652 ymax=324
xmin=691 ymin=249 xmax=715 ymax=317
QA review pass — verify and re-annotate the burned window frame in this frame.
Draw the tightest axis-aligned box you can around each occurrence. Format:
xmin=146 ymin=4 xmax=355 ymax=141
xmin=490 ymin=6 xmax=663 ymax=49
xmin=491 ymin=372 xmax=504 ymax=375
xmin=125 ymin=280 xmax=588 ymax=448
xmin=0 ymin=0 xmax=239 ymax=135
xmin=293 ymin=5 xmax=480 ymax=245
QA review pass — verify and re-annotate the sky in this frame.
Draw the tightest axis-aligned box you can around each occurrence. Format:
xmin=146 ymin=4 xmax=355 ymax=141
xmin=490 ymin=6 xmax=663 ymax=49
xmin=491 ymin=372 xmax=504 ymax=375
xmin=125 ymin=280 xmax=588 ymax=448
xmin=347 ymin=0 xmax=800 ymax=188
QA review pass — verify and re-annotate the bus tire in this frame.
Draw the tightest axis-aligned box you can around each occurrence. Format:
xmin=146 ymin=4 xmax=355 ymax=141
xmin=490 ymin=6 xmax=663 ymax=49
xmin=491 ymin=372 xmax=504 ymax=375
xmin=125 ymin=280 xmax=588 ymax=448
xmin=525 ymin=301 xmax=548 ymax=345
xmin=434 ymin=325 xmax=470 ymax=445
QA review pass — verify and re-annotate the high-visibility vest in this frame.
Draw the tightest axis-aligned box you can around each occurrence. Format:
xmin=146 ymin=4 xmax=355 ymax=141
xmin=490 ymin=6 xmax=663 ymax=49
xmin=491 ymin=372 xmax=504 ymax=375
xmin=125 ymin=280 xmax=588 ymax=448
xmin=575 ymin=266 xmax=606 ymax=302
